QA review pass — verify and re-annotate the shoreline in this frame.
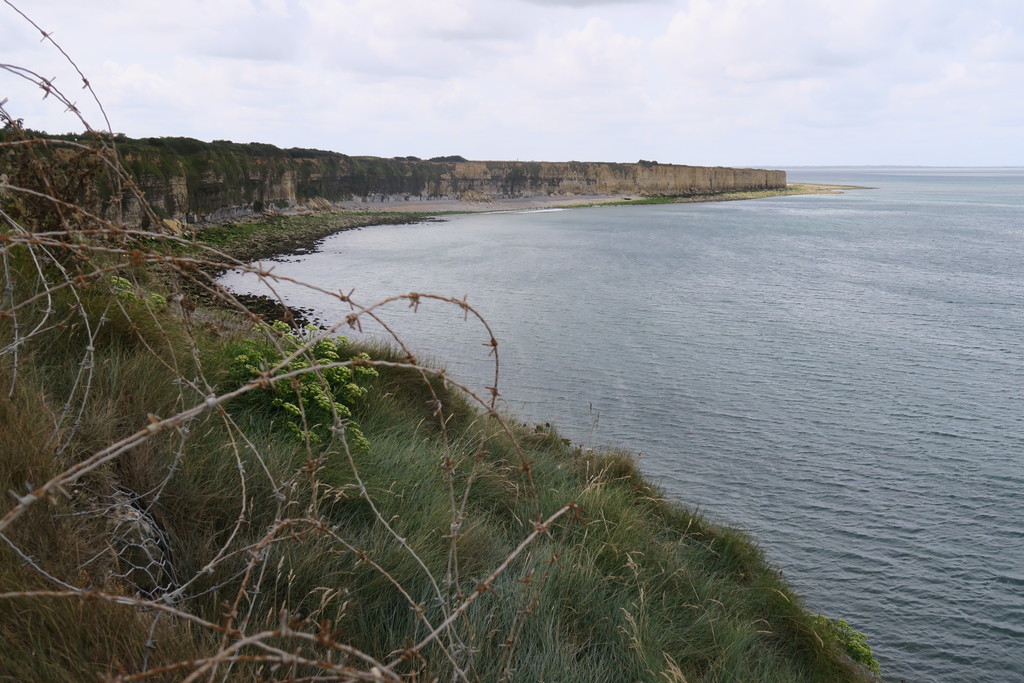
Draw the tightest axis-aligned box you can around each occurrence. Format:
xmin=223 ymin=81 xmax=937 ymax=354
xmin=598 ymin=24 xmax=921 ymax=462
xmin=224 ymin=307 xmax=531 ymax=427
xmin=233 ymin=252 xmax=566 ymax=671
xmin=199 ymin=183 xmax=857 ymax=326
xmin=203 ymin=183 xmax=857 ymax=265
xmin=328 ymin=182 xmax=858 ymax=214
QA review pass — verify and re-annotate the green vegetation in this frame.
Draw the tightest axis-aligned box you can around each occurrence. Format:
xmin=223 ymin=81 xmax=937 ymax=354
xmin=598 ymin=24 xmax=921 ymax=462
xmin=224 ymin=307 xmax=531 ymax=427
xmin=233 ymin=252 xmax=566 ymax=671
xmin=184 ymin=211 xmax=446 ymax=268
xmin=594 ymin=186 xmax=839 ymax=206
xmin=813 ymin=617 xmax=881 ymax=674
xmin=110 ymin=274 xmax=168 ymax=308
xmin=1 ymin=121 xmax=877 ymax=681
xmin=4 ymin=130 xmax=461 ymax=219
xmin=2 ymin=129 xmax=803 ymax=234
xmin=229 ymin=321 xmax=378 ymax=447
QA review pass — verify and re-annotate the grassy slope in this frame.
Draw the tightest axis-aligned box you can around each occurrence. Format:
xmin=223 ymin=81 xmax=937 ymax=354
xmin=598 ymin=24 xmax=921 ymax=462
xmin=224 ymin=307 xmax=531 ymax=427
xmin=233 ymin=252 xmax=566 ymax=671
xmin=0 ymin=160 xmax=875 ymax=681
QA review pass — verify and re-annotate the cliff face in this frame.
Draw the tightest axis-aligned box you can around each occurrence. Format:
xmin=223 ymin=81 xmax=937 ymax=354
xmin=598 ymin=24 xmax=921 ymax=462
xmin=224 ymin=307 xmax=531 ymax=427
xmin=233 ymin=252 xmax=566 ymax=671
xmin=442 ymin=161 xmax=785 ymax=199
xmin=78 ymin=136 xmax=785 ymax=228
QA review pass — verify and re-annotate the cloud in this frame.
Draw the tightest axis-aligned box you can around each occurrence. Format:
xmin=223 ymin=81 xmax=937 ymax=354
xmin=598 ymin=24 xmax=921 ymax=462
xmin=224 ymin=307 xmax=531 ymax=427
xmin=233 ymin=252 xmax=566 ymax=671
xmin=517 ymin=0 xmax=667 ymax=6
xmin=508 ymin=18 xmax=646 ymax=92
xmin=4 ymin=0 xmax=1023 ymax=164
xmin=297 ymin=0 xmax=531 ymax=80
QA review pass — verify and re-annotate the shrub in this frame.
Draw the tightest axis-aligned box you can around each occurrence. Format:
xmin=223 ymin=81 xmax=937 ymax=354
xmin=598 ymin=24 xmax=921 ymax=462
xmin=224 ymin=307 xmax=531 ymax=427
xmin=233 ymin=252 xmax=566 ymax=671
xmin=229 ymin=321 xmax=378 ymax=448
xmin=814 ymin=615 xmax=880 ymax=674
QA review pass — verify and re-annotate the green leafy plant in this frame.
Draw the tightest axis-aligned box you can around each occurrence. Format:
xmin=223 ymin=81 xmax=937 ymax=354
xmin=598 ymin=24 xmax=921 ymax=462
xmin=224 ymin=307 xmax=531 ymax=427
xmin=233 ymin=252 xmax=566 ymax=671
xmin=230 ymin=321 xmax=378 ymax=448
xmin=109 ymin=275 xmax=167 ymax=308
xmin=815 ymin=615 xmax=880 ymax=674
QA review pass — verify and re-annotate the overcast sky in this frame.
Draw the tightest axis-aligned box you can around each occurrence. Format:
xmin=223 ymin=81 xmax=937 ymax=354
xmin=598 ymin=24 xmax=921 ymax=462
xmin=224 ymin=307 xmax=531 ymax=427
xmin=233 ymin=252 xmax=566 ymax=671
xmin=3 ymin=0 xmax=1022 ymax=166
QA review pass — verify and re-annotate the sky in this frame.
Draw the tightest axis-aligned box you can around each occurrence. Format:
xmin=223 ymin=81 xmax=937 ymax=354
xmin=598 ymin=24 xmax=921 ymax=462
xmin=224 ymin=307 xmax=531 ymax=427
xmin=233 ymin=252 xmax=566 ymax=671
xmin=3 ymin=0 xmax=1022 ymax=167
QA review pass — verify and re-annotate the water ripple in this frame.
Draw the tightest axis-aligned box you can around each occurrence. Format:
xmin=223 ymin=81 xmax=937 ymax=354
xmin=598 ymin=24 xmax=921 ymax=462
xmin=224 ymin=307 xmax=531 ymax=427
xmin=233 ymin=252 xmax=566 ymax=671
xmin=220 ymin=169 xmax=1024 ymax=682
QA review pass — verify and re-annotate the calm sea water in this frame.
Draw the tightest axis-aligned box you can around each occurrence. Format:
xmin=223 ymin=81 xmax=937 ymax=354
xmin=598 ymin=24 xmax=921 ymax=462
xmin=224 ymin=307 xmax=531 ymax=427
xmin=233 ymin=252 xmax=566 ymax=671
xmin=221 ymin=168 xmax=1024 ymax=682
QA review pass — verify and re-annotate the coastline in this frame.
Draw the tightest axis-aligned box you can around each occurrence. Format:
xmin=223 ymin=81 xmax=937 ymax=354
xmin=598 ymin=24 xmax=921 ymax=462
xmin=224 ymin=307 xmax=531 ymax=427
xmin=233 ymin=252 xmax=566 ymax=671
xmin=329 ymin=182 xmax=856 ymax=214
xmin=202 ymin=183 xmax=857 ymax=267
xmin=2 ymin=174 xmax=881 ymax=679
xmin=199 ymin=183 xmax=858 ymax=326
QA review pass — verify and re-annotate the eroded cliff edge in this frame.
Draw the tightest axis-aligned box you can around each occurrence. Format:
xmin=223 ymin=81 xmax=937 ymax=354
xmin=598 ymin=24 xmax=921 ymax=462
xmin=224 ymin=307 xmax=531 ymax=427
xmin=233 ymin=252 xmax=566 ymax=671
xmin=20 ymin=134 xmax=785 ymax=228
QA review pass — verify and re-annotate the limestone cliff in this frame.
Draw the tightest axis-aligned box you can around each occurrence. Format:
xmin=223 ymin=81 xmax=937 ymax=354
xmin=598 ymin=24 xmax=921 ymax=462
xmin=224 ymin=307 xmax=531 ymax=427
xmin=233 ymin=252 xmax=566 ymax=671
xmin=29 ymin=135 xmax=785 ymax=229
xmin=440 ymin=161 xmax=784 ymax=199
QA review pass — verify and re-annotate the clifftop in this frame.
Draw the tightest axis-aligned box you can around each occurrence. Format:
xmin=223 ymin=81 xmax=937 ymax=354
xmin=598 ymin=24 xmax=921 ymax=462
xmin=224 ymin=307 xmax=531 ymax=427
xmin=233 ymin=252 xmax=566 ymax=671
xmin=9 ymin=132 xmax=784 ymax=228
xmin=0 ymin=122 xmax=879 ymax=680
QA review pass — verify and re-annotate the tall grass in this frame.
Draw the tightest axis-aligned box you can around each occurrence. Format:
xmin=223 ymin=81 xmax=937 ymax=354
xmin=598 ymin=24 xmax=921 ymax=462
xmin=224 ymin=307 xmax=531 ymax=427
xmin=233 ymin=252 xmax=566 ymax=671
xmin=0 ymin=7 xmax=876 ymax=680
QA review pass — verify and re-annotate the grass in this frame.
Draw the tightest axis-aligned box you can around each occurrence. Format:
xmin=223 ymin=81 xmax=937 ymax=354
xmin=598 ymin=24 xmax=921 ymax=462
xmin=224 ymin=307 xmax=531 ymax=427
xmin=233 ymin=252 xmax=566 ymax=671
xmin=0 ymin=121 xmax=878 ymax=681
xmin=0 ymin=250 xmax=876 ymax=681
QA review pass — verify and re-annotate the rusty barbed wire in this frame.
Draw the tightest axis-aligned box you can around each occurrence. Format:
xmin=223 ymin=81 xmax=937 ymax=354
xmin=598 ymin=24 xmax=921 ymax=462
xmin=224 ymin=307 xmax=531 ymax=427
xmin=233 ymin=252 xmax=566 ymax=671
xmin=0 ymin=5 xmax=576 ymax=680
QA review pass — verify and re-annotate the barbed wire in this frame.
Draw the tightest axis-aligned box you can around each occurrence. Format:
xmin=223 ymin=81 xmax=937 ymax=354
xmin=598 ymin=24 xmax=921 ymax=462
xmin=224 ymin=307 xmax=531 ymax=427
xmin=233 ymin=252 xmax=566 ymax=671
xmin=0 ymin=5 xmax=575 ymax=680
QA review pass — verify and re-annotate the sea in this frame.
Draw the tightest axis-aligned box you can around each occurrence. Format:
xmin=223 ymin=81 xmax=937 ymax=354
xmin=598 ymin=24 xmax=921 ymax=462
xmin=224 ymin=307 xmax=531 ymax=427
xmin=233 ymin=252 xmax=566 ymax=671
xmin=219 ymin=168 xmax=1024 ymax=682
